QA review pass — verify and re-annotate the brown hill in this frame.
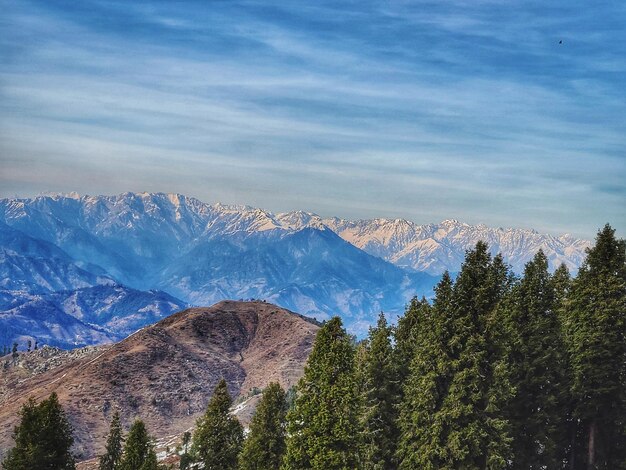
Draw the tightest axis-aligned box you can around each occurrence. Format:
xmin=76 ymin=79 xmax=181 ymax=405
xmin=0 ymin=300 xmax=319 ymax=463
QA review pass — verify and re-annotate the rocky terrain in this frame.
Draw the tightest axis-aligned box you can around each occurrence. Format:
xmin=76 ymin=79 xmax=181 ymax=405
xmin=0 ymin=300 xmax=319 ymax=464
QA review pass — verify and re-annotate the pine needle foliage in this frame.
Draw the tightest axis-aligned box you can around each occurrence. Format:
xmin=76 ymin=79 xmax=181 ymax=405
xmin=191 ymin=378 xmax=243 ymax=470
xmin=239 ymin=382 xmax=288 ymax=470
xmin=359 ymin=313 xmax=401 ymax=470
xmin=119 ymin=419 xmax=158 ymax=470
xmin=397 ymin=242 xmax=514 ymax=470
xmin=99 ymin=411 xmax=124 ymax=470
xmin=501 ymin=250 xmax=569 ymax=469
xmin=563 ymin=224 xmax=626 ymax=470
xmin=394 ymin=296 xmax=433 ymax=386
xmin=2 ymin=392 xmax=75 ymax=470
xmin=282 ymin=317 xmax=360 ymax=470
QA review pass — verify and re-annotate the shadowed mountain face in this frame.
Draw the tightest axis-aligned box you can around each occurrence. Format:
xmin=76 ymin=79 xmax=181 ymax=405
xmin=0 ymin=192 xmax=589 ymax=341
xmin=0 ymin=193 xmax=441 ymax=336
xmin=0 ymin=301 xmax=319 ymax=463
xmin=0 ymin=222 xmax=113 ymax=293
xmin=159 ymin=227 xmax=434 ymax=330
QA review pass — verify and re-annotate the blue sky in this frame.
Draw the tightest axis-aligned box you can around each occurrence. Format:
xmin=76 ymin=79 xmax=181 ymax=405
xmin=0 ymin=0 xmax=624 ymax=238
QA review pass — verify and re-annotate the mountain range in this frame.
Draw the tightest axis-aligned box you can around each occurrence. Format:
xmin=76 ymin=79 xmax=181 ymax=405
xmin=0 ymin=192 xmax=591 ymax=343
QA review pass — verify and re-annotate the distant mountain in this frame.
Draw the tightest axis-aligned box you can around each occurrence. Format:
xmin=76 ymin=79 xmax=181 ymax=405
xmin=0 ymin=192 xmax=589 ymax=275
xmin=0 ymin=295 xmax=114 ymax=350
xmin=0 ymin=222 xmax=113 ymax=293
xmin=320 ymin=217 xmax=591 ymax=274
xmin=159 ymin=227 xmax=432 ymax=330
xmin=0 ymin=193 xmax=439 ymax=334
xmin=0 ymin=192 xmax=590 ymax=337
xmin=0 ymin=301 xmax=319 ymax=463
xmin=0 ymin=285 xmax=187 ymax=349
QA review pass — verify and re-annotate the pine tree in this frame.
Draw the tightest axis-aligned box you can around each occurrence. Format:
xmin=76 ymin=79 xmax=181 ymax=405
xmin=359 ymin=313 xmax=400 ymax=470
xmin=239 ymin=382 xmax=288 ymax=470
xmin=282 ymin=317 xmax=360 ymax=470
xmin=2 ymin=392 xmax=76 ymax=470
xmin=119 ymin=419 xmax=158 ymax=470
xmin=353 ymin=338 xmax=370 ymax=467
xmin=564 ymin=224 xmax=626 ymax=470
xmin=99 ymin=411 xmax=124 ymax=470
xmin=397 ymin=242 xmax=514 ymax=469
xmin=396 ymin=272 xmax=455 ymax=469
xmin=550 ymin=263 xmax=578 ymax=468
xmin=552 ymin=264 xmax=572 ymax=310
xmin=502 ymin=250 xmax=568 ymax=469
xmin=394 ymin=296 xmax=432 ymax=386
xmin=191 ymin=378 xmax=243 ymax=470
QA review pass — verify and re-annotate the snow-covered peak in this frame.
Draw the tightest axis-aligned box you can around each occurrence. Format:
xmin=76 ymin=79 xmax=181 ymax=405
xmin=276 ymin=210 xmax=325 ymax=231
xmin=0 ymin=192 xmax=591 ymax=274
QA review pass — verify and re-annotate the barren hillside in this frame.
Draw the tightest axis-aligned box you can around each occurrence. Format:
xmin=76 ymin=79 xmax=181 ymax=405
xmin=0 ymin=300 xmax=319 ymax=463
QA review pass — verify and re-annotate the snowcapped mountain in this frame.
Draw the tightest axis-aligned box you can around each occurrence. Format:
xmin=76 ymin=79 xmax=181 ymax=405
xmin=320 ymin=218 xmax=591 ymax=274
xmin=0 ymin=285 xmax=187 ymax=349
xmin=0 ymin=192 xmax=590 ymax=275
xmin=0 ymin=192 xmax=591 ymax=341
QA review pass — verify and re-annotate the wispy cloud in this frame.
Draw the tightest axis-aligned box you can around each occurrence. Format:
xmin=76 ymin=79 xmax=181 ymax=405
xmin=0 ymin=0 xmax=624 ymax=238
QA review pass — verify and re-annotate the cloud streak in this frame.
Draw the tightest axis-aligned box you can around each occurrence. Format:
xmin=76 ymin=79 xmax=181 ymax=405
xmin=0 ymin=0 xmax=624 ymax=238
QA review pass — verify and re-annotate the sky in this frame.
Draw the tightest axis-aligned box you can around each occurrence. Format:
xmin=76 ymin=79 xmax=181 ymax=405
xmin=0 ymin=0 xmax=624 ymax=239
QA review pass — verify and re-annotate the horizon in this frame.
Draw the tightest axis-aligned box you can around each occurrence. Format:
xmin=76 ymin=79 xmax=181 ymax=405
xmin=1 ymin=1 xmax=625 ymax=240
xmin=0 ymin=189 xmax=604 ymax=240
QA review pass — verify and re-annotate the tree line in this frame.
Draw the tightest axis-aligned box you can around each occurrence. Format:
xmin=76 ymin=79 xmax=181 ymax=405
xmin=3 ymin=224 xmax=624 ymax=469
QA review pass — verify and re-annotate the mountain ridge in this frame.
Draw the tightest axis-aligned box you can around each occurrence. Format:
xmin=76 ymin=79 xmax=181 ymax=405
xmin=1 ymin=192 xmax=590 ymax=275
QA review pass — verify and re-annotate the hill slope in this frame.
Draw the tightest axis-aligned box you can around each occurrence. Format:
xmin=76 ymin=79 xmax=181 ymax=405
xmin=0 ymin=301 xmax=319 ymax=463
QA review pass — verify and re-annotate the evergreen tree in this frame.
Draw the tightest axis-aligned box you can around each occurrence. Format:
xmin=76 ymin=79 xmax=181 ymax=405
xmin=552 ymin=264 xmax=572 ymax=310
xmin=353 ymin=338 xmax=370 ymax=466
xmin=239 ymin=382 xmax=288 ymax=470
xmin=282 ymin=317 xmax=360 ymax=470
xmin=359 ymin=313 xmax=400 ymax=470
xmin=397 ymin=242 xmax=514 ymax=469
xmin=99 ymin=411 xmax=124 ymax=470
xmin=502 ymin=250 xmax=568 ymax=469
xmin=396 ymin=272 xmax=456 ymax=469
xmin=564 ymin=224 xmax=626 ymax=470
xmin=191 ymin=378 xmax=243 ymax=470
xmin=119 ymin=419 xmax=158 ymax=470
xmin=394 ymin=296 xmax=432 ymax=385
xmin=2 ymin=392 xmax=75 ymax=470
